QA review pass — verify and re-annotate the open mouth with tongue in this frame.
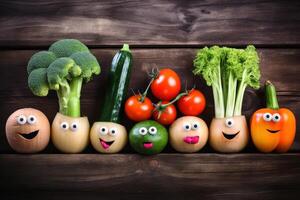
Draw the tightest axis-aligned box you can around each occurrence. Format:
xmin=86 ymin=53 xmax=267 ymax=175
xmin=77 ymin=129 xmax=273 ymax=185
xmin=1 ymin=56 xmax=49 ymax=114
xmin=100 ymin=138 xmax=114 ymax=149
xmin=143 ymin=142 xmax=153 ymax=149
xmin=183 ymin=136 xmax=199 ymax=144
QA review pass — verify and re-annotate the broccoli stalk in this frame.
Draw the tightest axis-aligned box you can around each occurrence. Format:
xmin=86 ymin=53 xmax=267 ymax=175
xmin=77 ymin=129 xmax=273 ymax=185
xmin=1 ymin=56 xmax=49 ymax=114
xmin=27 ymin=39 xmax=101 ymax=117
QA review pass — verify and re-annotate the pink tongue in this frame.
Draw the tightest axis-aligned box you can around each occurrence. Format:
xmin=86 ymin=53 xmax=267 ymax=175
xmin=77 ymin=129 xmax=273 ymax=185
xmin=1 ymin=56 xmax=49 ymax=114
xmin=184 ymin=136 xmax=199 ymax=144
xmin=100 ymin=140 xmax=110 ymax=149
xmin=143 ymin=142 xmax=153 ymax=149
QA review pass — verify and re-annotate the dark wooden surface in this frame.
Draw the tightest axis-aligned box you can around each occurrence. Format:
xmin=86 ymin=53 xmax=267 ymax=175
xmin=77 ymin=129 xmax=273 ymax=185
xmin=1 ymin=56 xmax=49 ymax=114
xmin=0 ymin=0 xmax=300 ymax=199
xmin=0 ymin=0 xmax=300 ymax=47
xmin=1 ymin=154 xmax=300 ymax=200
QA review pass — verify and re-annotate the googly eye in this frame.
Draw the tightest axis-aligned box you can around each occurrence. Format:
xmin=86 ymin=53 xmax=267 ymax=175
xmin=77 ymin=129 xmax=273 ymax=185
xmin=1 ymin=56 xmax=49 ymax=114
xmin=109 ymin=127 xmax=118 ymax=136
xmin=272 ymin=113 xmax=281 ymax=122
xmin=70 ymin=122 xmax=79 ymax=132
xmin=17 ymin=115 xmax=27 ymax=125
xmin=60 ymin=122 xmax=69 ymax=130
xmin=27 ymin=115 xmax=37 ymax=125
xmin=138 ymin=127 xmax=148 ymax=135
xmin=263 ymin=113 xmax=272 ymax=122
xmin=183 ymin=123 xmax=191 ymax=131
xmin=191 ymin=122 xmax=200 ymax=130
xmin=99 ymin=127 xmax=108 ymax=135
xmin=225 ymin=119 xmax=234 ymax=128
xmin=148 ymin=126 xmax=157 ymax=135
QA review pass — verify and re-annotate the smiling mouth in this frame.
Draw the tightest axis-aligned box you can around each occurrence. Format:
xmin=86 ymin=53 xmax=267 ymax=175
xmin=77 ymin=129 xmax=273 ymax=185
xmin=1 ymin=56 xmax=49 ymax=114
xmin=267 ymin=129 xmax=280 ymax=134
xmin=222 ymin=131 xmax=240 ymax=140
xmin=183 ymin=136 xmax=199 ymax=144
xmin=19 ymin=130 xmax=39 ymax=140
xmin=143 ymin=142 xmax=153 ymax=149
xmin=100 ymin=139 xmax=115 ymax=149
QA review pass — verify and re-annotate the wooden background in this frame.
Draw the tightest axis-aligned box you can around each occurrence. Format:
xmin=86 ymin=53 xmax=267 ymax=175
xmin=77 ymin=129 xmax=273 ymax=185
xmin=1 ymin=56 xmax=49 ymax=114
xmin=0 ymin=0 xmax=300 ymax=199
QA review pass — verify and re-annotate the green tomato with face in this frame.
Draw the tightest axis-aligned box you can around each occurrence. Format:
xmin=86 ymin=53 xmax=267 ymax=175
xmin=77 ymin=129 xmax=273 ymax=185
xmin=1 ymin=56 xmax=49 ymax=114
xmin=129 ymin=120 xmax=168 ymax=155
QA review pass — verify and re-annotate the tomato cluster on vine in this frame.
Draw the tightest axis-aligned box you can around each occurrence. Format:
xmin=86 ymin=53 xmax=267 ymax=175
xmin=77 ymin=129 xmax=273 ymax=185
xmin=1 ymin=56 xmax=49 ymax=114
xmin=125 ymin=68 xmax=206 ymax=125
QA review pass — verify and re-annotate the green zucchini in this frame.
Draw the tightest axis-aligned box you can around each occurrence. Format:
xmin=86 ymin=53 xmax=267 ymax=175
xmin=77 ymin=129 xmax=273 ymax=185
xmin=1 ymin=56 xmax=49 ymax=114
xmin=99 ymin=44 xmax=133 ymax=123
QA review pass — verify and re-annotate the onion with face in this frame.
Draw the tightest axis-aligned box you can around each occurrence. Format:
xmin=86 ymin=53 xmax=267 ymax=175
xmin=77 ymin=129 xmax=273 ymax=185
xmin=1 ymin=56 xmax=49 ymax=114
xmin=5 ymin=108 xmax=50 ymax=153
xmin=209 ymin=116 xmax=249 ymax=153
xmin=169 ymin=116 xmax=208 ymax=153
xmin=52 ymin=113 xmax=90 ymax=153
xmin=90 ymin=122 xmax=127 ymax=153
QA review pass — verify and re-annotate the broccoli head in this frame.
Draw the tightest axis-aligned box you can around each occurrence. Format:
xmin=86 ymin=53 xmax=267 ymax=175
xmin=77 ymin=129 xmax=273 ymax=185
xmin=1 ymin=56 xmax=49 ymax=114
xmin=27 ymin=39 xmax=101 ymax=117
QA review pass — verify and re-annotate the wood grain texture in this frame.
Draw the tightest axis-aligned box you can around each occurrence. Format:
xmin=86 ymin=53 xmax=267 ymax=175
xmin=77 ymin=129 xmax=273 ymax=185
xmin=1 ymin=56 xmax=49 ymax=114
xmin=0 ymin=0 xmax=300 ymax=47
xmin=0 ymin=48 xmax=299 ymax=152
xmin=0 ymin=154 xmax=300 ymax=200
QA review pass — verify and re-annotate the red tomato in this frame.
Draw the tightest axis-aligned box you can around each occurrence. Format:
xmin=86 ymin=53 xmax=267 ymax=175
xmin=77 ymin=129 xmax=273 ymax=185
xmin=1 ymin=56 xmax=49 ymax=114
xmin=177 ymin=89 xmax=206 ymax=116
xmin=150 ymin=68 xmax=181 ymax=101
xmin=153 ymin=101 xmax=177 ymax=125
xmin=125 ymin=95 xmax=154 ymax=122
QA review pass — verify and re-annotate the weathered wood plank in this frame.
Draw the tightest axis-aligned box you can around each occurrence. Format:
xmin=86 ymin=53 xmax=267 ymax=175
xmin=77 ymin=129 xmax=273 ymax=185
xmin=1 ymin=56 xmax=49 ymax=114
xmin=0 ymin=154 xmax=299 ymax=200
xmin=0 ymin=48 xmax=299 ymax=152
xmin=0 ymin=0 xmax=299 ymax=47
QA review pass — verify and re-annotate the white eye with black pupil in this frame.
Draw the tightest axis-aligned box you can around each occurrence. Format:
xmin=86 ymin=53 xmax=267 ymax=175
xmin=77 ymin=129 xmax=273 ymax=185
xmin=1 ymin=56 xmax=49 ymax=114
xmin=225 ymin=119 xmax=234 ymax=128
xmin=183 ymin=123 xmax=191 ymax=131
xmin=27 ymin=115 xmax=37 ymax=124
xmin=263 ymin=113 xmax=272 ymax=122
xmin=109 ymin=128 xmax=118 ymax=136
xmin=99 ymin=127 xmax=108 ymax=135
xmin=60 ymin=122 xmax=69 ymax=130
xmin=70 ymin=122 xmax=79 ymax=132
xmin=191 ymin=122 xmax=199 ymax=130
xmin=149 ymin=126 xmax=157 ymax=135
xmin=17 ymin=115 xmax=27 ymax=125
xmin=272 ymin=113 xmax=281 ymax=122
xmin=139 ymin=127 xmax=148 ymax=135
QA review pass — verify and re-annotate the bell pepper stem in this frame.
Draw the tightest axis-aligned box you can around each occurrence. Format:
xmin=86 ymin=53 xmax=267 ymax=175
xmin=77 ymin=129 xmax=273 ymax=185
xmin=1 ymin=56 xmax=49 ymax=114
xmin=265 ymin=80 xmax=279 ymax=110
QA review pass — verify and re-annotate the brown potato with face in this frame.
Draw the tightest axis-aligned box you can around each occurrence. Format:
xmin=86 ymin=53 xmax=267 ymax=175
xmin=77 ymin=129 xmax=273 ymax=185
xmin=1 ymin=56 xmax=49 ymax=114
xmin=209 ymin=115 xmax=249 ymax=153
xmin=169 ymin=116 xmax=208 ymax=153
xmin=90 ymin=122 xmax=127 ymax=153
xmin=52 ymin=113 xmax=90 ymax=153
xmin=5 ymin=108 xmax=50 ymax=153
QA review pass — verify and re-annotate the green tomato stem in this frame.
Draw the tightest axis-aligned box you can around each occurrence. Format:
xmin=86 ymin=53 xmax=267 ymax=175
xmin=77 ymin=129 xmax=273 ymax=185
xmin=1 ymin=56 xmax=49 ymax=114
xmin=140 ymin=77 xmax=154 ymax=103
xmin=265 ymin=80 xmax=279 ymax=110
xmin=158 ymin=92 xmax=188 ymax=109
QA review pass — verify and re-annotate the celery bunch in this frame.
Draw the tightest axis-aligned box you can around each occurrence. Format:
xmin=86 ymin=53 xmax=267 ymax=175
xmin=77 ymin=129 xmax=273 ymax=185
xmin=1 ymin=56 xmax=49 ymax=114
xmin=193 ymin=45 xmax=260 ymax=118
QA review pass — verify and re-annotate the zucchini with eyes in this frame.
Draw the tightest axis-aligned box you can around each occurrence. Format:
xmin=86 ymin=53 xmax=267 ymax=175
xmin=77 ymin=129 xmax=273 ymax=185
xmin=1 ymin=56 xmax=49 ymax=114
xmin=90 ymin=44 xmax=132 ymax=153
xmin=90 ymin=122 xmax=127 ymax=153
xmin=129 ymin=120 xmax=168 ymax=155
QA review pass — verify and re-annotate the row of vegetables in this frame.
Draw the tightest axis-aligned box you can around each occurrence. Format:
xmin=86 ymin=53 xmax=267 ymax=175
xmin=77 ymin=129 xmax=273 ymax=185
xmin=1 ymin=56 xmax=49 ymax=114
xmin=5 ymin=39 xmax=296 ymax=154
